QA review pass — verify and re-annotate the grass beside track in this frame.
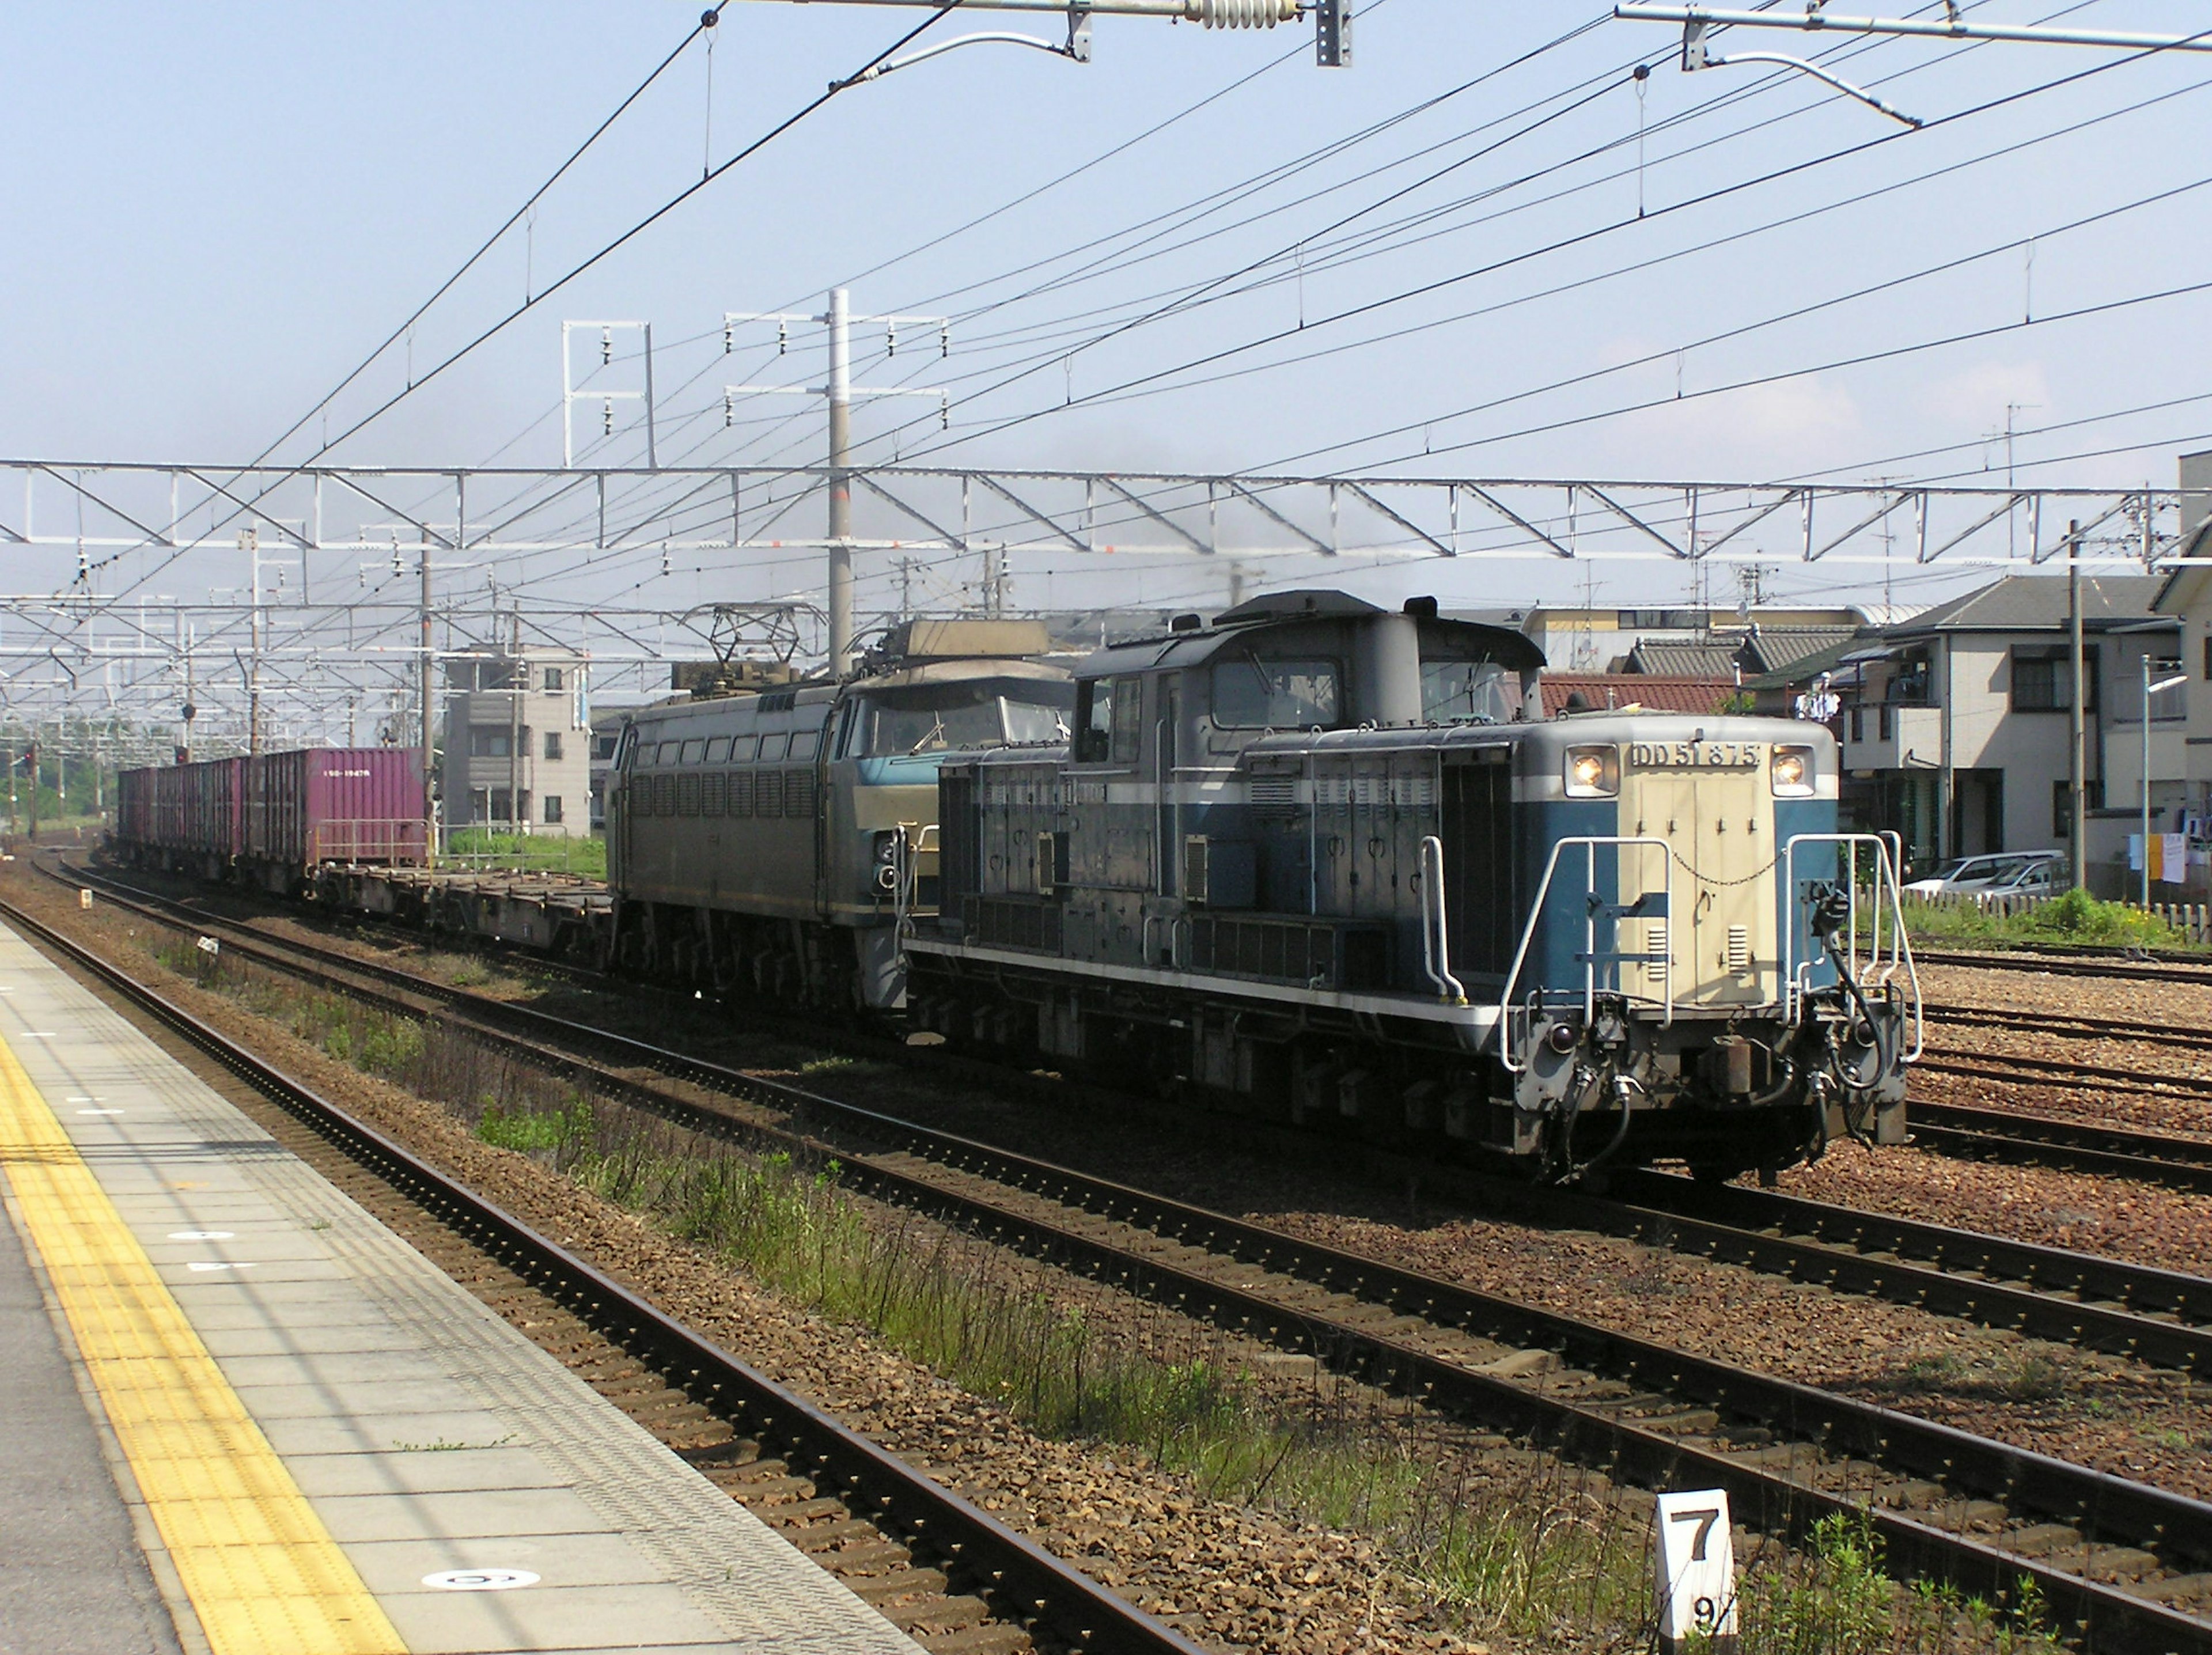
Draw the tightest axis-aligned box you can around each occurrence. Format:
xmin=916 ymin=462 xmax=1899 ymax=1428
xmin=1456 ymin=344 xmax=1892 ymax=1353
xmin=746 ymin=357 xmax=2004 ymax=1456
xmin=152 ymin=933 xmax=2069 ymax=1655
xmin=1901 ymin=888 xmax=2203 ymax=953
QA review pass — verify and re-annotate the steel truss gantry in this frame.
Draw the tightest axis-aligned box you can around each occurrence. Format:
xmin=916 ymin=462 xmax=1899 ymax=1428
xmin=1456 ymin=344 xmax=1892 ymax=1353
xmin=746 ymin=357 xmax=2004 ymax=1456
xmin=0 ymin=456 xmax=2194 ymax=754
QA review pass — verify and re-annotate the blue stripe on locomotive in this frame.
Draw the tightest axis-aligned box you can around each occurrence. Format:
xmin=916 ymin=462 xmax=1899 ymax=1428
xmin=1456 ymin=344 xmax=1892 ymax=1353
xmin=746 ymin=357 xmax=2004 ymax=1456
xmin=1520 ymin=800 xmax=1622 ymax=999
xmin=1775 ymin=799 xmax=1840 ymax=991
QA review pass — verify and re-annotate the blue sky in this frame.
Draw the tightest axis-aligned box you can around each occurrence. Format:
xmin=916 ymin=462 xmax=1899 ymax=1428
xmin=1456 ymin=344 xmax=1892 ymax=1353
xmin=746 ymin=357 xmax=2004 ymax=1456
xmin=6 ymin=1 xmax=2211 ymax=630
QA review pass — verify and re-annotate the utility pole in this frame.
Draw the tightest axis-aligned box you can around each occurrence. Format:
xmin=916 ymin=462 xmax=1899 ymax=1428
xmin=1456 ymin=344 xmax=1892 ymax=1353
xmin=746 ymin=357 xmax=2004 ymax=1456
xmin=827 ymin=287 xmax=854 ymax=671
xmin=244 ymin=527 xmax=264 ymax=755
xmin=26 ymin=734 xmax=39 ymax=843
xmin=2067 ymin=525 xmax=2087 ymax=893
xmin=725 ymin=291 xmax=949 ymax=673
xmin=421 ymin=537 xmax=436 ymax=860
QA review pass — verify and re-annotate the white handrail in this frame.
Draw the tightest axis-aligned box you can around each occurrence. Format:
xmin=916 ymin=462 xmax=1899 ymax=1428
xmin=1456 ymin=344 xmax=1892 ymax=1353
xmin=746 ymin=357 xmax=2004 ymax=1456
xmin=1417 ymin=835 xmax=1467 ymax=1005
xmin=1782 ymin=832 xmax=1922 ymax=1062
xmin=1495 ymin=835 xmax=1675 ymax=1073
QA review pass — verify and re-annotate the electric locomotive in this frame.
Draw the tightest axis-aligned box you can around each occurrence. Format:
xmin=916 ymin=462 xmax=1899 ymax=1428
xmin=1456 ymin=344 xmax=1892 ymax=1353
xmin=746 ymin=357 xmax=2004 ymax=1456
xmin=906 ymin=590 xmax=1918 ymax=1182
xmin=605 ymin=619 xmax=1074 ymax=1010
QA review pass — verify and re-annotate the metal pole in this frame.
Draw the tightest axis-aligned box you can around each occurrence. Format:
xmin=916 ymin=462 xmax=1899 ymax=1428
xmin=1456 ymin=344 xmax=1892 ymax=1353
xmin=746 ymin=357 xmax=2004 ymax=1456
xmin=2143 ymin=651 xmax=2154 ymax=910
xmin=2067 ymin=530 xmax=2087 ymax=892
xmin=827 ymin=287 xmax=854 ymax=673
xmin=643 ymin=324 xmax=659 ymax=471
xmin=421 ymin=525 xmax=437 ymax=863
xmin=247 ymin=529 xmax=263 ymax=756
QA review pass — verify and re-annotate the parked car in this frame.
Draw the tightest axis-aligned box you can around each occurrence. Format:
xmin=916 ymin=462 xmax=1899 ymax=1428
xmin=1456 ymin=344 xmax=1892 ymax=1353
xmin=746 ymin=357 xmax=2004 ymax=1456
xmin=1904 ymin=851 xmax=2062 ymax=898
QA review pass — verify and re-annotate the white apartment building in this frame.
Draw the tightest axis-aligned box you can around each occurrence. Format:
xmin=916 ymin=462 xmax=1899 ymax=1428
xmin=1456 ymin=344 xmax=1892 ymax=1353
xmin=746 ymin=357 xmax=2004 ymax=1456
xmin=439 ymin=650 xmax=590 ymax=837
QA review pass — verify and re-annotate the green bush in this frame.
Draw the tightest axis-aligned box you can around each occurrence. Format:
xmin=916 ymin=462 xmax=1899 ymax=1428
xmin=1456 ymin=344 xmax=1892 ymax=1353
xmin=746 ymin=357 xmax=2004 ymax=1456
xmin=1900 ymin=889 xmax=2192 ymax=952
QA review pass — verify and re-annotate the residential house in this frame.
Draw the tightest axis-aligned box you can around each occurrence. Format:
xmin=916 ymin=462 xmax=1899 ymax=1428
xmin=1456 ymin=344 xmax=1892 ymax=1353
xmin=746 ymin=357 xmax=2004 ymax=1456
xmin=2146 ymin=448 xmax=2212 ymax=894
xmin=1838 ymin=575 xmax=2180 ymax=888
xmin=440 ymin=649 xmax=592 ymax=838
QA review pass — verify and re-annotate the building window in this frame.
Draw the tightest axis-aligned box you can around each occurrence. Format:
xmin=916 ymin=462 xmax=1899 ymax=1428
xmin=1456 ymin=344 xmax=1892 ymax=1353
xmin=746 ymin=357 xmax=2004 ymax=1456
xmin=544 ymin=731 xmax=563 ymax=761
xmin=469 ymin=789 xmax=488 ymax=823
xmin=543 ymin=795 xmax=563 ymax=825
xmin=593 ymin=734 xmax=618 ymax=760
xmin=543 ymin=666 xmax=565 ymax=692
xmin=2116 ymin=658 xmax=2186 ymax=725
xmin=469 ymin=726 xmax=514 ymax=759
xmin=2052 ymin=779 xmax=2108 ymax=835
xmin=2012 ymin=646 xmax=2098 ymax=714
xmin=490 ymin=788 xmax=512 ymax=821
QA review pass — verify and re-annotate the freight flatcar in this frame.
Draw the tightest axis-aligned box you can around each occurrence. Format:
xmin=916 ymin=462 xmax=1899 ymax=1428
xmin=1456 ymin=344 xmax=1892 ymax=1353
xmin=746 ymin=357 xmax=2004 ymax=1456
xmin=113 ymin=748 xmax=427 ymax=892
xmin=905 ymin=591 xmax=1920 ymax=1183
xmin=604 ymin=619 xmax=1075 ymax=1010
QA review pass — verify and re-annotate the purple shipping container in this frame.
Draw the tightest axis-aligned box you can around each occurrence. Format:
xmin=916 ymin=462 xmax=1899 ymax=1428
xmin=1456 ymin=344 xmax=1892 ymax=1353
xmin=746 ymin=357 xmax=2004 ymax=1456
xmin=243 ymin=748 xmax=426 ymax=870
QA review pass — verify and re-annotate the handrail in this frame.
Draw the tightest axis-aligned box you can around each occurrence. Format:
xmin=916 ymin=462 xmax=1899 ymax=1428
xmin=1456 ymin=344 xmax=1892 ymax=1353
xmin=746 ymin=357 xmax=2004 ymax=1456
xmin=1496 ymin=835 xmax=1675 ymax=1072
xmin=1417 ymin=835 xmax=1467 ymax=1005
xmin=1782 ymin=832 xmax=1923 ymax=1062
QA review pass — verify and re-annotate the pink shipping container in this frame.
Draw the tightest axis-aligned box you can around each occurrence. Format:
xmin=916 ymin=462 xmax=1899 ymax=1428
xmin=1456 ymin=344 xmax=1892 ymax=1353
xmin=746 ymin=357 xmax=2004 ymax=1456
xmin=242 ymin=748 xmax=426 ymax=872
xmin=118 ymin=747 xmax=425 ymax=878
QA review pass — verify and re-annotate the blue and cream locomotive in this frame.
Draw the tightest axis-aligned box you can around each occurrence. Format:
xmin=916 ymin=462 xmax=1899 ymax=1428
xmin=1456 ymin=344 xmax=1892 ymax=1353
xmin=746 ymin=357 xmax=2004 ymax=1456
xmin=906 ymin=590 xmax=1918 ymax=1182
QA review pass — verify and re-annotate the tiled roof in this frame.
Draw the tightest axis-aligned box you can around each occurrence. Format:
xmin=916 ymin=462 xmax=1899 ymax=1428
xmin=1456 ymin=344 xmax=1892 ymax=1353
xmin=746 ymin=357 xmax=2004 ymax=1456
xmin=1540 ymin=675 xmax=1741 ymax=717
xmin=1628 ymin=642 xmax=1742 ymax=678
xmin=1890 ymin=574 xmax=2166 ymax=635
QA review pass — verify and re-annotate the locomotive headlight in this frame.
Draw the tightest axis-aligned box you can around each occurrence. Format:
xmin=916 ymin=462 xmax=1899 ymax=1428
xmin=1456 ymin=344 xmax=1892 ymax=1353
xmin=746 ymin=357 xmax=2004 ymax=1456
xmin=1564 ymin=744 xmax=1619 ymax=798
xmin=1771 ymin=745 xmax=1815 ymax=797
xmin=872 ymin=831 xmax=901 ymax=892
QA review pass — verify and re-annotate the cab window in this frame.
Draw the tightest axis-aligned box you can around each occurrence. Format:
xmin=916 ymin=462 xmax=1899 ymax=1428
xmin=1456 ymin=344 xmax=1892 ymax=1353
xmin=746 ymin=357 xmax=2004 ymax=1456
xmin=1075 ymin=678 xmax=1142 ymax=764
xmin=1213 ymin=658 xmax=1340 ymax=729
xmin=1074 ymin=680 xmax=1113 ymax=764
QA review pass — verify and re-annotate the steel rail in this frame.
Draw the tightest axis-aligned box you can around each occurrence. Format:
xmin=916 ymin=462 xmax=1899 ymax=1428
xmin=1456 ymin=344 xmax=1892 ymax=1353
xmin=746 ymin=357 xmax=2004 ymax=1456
xmin=68 ymin=858 xmax=2212 ymax=1370
xmin=0 ymin=893 xmax=1211 ymax=1655
xmin=1925 ymin=1001 xmax=2212 ymax=1056
xmin=1917 ymin=1050 xmax=2212 ymax=1101
xmin=1914 ymin=948 xmax=2212 ymax=984
xmin=36 ymin=870 xmax=2212 ymax=1649
xmin=1910 ymin=1100 xmax=2212 ymax=1196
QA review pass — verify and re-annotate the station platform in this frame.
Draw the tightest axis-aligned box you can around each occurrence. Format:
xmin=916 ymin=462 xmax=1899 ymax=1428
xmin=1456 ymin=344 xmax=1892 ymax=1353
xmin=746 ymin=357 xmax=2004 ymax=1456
xmin=0 ymin=921 xmax=925 ymax=1655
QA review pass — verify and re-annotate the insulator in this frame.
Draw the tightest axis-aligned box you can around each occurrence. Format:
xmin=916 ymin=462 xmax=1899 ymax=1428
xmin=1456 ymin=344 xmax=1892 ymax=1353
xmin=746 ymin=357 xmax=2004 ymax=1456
xmin=1190 ymin=0 xmax=1293 ymax=26
xmin=660 ymin=548 xmax=671 ymax=577
xmin=601 ymin=327 xmax=613 ymax=365
xmin=886 ymin=321 xmax=898 ymax=358
xmin=724 ymin=392 xmax=734 ymax=428
xmin=603 ymin=399 xmax=615 ymax=436
xmin=777 ymin=319 xmax=788 ymax=355
xmin=939 ymin=394 xmax=950 ymax=432
xmin=940 ymin=323 xmax=951 ymax=359
xmin=723 ymin=322 xmax=733 ymax=354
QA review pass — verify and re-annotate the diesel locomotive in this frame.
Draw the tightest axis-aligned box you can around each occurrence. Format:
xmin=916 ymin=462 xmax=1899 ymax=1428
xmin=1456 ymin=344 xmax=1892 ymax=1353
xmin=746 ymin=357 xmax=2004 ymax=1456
xmin=903 ymin=590 xmax=1919 ymax=1183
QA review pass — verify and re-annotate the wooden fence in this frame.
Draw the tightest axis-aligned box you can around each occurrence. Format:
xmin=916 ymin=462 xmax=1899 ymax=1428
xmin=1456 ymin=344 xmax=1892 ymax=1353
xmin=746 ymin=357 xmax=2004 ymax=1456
xmin=1907 ymin=889 xmax=2212 ymax=944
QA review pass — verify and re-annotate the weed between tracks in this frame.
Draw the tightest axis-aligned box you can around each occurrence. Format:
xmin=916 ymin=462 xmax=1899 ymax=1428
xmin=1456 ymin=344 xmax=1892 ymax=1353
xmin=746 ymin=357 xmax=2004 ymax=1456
xmin=158 ymin=937 xmax=2065 ymax=1655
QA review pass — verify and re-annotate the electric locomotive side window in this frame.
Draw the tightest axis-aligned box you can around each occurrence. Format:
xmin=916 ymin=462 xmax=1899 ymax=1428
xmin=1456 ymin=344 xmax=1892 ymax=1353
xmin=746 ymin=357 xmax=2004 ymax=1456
xmin=1212 ymin=657 xmax=1340 ymax=729
xmin=1421 ymin=658 xmax=1519 ymax=726
xmin=790 ymin=730 xmax=821 ymax=760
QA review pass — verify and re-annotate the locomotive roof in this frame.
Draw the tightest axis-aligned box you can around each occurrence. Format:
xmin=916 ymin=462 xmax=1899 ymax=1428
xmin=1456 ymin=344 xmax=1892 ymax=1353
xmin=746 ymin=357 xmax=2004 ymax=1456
xmin=1072 ymin=590 xmax=1544 ymax=679
xmin=850 ymin=656 xmax=1072 ymax=694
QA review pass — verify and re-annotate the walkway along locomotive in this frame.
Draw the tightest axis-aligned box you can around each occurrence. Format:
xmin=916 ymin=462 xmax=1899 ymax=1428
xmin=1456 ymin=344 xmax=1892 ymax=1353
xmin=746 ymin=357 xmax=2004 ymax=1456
xmin=903 ymin=591 xmax=1919 ymax=1182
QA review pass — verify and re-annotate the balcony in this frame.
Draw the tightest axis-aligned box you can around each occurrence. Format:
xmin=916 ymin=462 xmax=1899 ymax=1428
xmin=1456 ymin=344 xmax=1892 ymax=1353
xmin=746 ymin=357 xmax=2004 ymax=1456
xmin=1843 ymin=702 xmax=1943 ymax=772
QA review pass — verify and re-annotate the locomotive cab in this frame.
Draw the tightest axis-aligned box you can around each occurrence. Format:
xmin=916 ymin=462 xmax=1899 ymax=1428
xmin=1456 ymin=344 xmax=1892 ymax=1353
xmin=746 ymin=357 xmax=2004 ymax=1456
xmin=910 ymin=590 xmax=1919 ymax=1183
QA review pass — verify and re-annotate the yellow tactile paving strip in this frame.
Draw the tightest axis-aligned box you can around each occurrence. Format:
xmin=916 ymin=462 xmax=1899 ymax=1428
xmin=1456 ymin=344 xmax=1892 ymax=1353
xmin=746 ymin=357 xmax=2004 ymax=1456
xmin=0 ymin=1032 xmax=408 ymax=1655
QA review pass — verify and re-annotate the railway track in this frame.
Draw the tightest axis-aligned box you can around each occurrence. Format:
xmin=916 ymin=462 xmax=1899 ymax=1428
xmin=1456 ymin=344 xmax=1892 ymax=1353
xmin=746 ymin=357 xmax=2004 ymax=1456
xmin=0 ymin=889 xmax=1206 ymax=1655
xmin=33 ymin=861 xmax=2212 ymax=1650
xmin=65 ymin=855 xmax=2212 ymax=1368
xmin=1915 ymin=948 xmax=2212 ymax=985
xmin=1910 ymin=1100 xmax=2212 ymax=1197
xmin=1926 ymin=1002 xmax=2212 ymax=1058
